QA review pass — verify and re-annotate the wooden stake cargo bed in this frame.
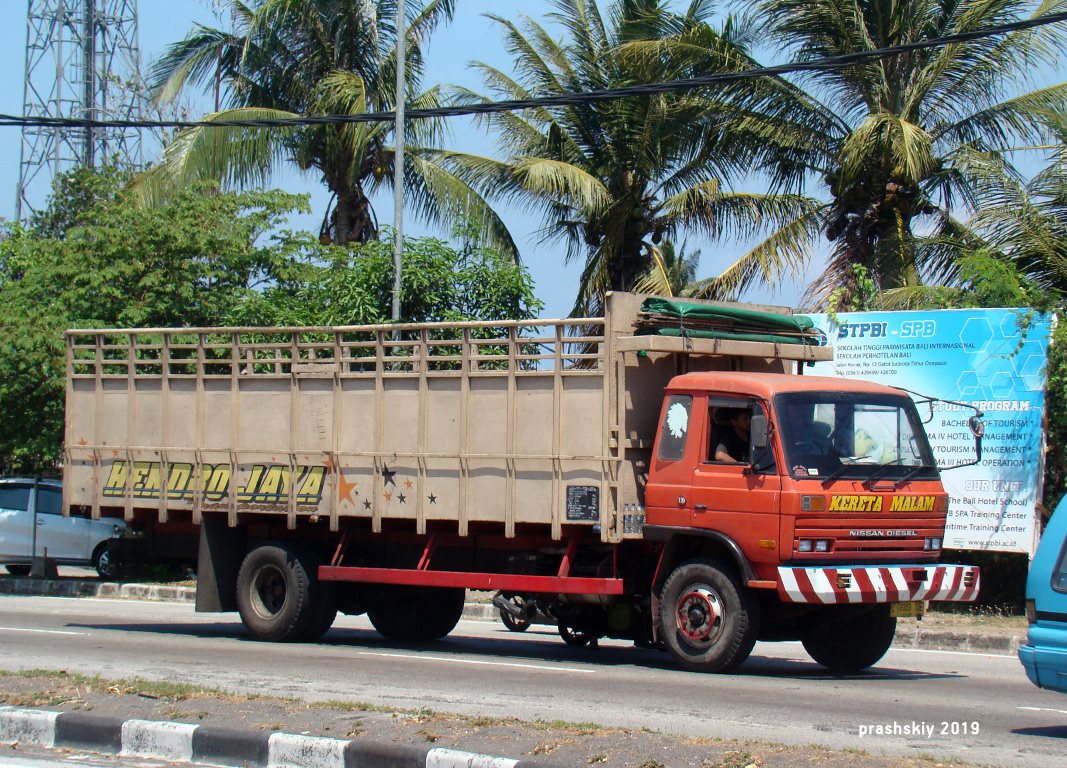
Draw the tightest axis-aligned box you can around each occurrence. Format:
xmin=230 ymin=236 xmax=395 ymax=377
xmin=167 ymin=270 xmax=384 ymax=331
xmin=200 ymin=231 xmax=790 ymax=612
xmin=64 ymin=293 xmax=829 ymax=543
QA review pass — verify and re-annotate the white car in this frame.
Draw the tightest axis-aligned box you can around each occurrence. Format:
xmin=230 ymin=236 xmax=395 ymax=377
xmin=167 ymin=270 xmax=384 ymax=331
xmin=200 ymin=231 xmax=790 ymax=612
xmin=0 ymin=478 xmax=127 ymax=578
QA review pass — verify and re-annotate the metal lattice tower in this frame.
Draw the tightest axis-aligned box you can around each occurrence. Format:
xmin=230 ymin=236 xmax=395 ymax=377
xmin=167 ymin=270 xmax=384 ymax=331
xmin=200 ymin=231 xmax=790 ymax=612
xmin=17 ymin=0 xmax=142 ymax=220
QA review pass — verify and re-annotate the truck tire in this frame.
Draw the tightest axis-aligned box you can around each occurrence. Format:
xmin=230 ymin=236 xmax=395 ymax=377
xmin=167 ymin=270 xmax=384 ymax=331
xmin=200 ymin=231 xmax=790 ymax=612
xmin=802 ymin=605 xmax=897 ymax=673
xmin=659 ymin=559 xmax=760 ymax=673
xmin=368 ymin=586 xmax=465 ymax=642
xmin=302 ymin=583 xmax=339 ymax=642
xmin=236 ymin=543 xmax=319 ymax=642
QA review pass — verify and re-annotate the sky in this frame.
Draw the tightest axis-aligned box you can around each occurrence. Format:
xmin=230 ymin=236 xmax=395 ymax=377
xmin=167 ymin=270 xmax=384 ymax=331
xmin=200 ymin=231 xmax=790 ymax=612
xmin=2 ymin=1 xmax=1058 ymax=320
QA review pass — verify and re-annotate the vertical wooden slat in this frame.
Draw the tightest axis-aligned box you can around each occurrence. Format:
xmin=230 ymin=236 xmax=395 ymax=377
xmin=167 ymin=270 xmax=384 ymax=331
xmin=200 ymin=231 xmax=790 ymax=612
xmin=551 ymin=324 xmax=563 ymax=540
xmin=63 ymin=332 xmax=74 ymax=518
xmin=416 ymin=328 xmax=429 ymax=534
xmin=459 ymin=328 xmax=471 ymax=536
xmin=330 ymin=331 xmax=343 ymax=532
xmin=91 ymin=333 xmax=103 ymax=520
xmin=287 ymin=330 xmax=300 ymax=529
xmin=373 ymin=330 xmax=385 ymax=532
xmin=505 ymin=326 xmax=518 ymax=538
xmin=124 ymin=332 xmax=135 ymax=522
xmin=193 ymin=334 xmax=206 ymax=525
xmin=158 ymin=334 xmax=171 ymax=524
xmin=228 ymin=332 xmax=240 ymax=527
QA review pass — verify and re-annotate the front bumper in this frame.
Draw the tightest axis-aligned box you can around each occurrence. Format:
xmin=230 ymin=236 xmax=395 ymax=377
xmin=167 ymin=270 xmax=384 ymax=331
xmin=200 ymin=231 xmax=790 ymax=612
xmin=777 ymin=564 xmax=980 ymax=604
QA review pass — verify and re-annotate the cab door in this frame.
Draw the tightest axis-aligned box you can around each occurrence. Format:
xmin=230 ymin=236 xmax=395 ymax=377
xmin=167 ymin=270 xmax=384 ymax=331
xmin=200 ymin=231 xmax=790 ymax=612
xmin=690 ymin=398 xmax=781 ymax=552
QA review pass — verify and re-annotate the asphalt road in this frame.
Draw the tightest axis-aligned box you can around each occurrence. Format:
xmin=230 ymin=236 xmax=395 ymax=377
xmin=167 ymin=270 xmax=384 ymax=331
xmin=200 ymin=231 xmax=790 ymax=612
xmin=0 ymin=593 xmax=1064 ymax=767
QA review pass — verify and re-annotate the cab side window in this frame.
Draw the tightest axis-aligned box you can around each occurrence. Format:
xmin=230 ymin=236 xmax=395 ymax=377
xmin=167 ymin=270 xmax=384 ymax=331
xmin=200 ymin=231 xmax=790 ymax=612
xmin=657 ymin=395 xmax=693 ymax=462
xmin=707 ymin=400 xmax=776 ymax=473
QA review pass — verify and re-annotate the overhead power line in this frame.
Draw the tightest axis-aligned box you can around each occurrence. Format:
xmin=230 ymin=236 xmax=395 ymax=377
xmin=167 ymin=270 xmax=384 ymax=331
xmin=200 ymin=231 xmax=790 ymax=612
xmin=1 ymin=11 xmax=1066 ymax=131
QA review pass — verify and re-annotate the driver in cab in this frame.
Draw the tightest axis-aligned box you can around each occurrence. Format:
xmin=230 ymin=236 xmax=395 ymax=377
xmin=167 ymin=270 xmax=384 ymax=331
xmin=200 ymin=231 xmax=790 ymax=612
xmin=714 ymin=408 xmax=751 ymax=463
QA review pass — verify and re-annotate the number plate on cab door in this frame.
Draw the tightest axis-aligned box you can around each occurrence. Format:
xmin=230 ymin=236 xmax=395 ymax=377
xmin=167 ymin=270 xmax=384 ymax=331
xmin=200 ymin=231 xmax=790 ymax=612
xmin=890 ymin=600 xmax=926 ymax=618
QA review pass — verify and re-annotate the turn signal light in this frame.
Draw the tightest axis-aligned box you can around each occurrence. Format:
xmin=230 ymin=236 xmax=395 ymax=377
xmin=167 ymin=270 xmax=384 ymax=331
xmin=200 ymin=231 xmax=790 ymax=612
xmin=1026 ymin=598 xmax=1036 ymax=624
xmin=801 ymin=495 xmax=826 ymax=512
xmin=936 ymin=496 xmax=950 ymax=513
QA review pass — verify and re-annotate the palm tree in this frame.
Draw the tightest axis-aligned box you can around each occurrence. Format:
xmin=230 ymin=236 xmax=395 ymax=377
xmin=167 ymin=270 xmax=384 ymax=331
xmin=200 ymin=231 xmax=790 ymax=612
xmin=878 ymin=114 xmax=1067 ymax=309
xmin=697 ymin=0 xmax=1067 ymax=307
xmin=632 ymin=240 xmax=702 ymax=296
xmin=141 ymin=0 xmax=514 ymax=252
xmin=440 ymin=0 xmax=817 ymax=316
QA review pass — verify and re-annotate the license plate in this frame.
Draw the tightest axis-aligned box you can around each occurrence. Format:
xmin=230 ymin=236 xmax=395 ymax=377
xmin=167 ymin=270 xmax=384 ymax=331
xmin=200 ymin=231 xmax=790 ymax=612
xmin=890 ymin=600 xmax=926 ymax=618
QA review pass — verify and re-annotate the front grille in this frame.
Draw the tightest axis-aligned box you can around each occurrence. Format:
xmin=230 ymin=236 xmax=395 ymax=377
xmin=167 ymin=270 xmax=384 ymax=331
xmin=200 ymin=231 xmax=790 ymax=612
xmin=793 ymin=515 xmax=943 ymax=556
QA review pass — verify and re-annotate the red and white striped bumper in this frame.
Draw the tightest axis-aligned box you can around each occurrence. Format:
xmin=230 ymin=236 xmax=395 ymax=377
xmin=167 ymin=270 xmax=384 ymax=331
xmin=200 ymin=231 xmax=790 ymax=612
xmin=777 ymin=565 xmax=980 ymax=604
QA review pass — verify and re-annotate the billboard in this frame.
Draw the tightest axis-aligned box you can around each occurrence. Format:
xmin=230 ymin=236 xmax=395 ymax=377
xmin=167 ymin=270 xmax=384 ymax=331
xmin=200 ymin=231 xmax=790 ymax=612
xmin=802 ymin=309 xmax=1049 ymax=555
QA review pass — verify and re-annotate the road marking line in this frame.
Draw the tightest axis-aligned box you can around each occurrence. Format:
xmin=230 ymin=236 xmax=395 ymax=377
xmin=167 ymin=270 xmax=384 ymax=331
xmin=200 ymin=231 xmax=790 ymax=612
xmin=1018 ymin=706 xmax=1067 ymax=715
xmin=355 ymin=651 xmax=594 ymax=673
xmin=0 ymin=626 xmax=88 ymax=635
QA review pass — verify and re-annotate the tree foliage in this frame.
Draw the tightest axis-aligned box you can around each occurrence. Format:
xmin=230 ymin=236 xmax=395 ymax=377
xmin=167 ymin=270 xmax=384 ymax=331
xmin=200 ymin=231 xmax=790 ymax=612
xmin=443 ymin=0 xmax=817 ymax=316
xmin=0 ymin=169 xmax=539 ymax=475
xmin=694 ymin=0 xmax=1067 ymax=307
xmin=142 ymin=0 xmax=514 ymax=254
xmin=229 ymin=223 xmax=542 ymax=327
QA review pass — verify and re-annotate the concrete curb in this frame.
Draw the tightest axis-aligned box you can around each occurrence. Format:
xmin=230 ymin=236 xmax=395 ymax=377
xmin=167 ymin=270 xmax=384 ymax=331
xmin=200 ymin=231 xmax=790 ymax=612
xmin=0 ymin=707 xmax=547 ymax=768
xmin=0 ymin=577 xmax=1025 ymax=654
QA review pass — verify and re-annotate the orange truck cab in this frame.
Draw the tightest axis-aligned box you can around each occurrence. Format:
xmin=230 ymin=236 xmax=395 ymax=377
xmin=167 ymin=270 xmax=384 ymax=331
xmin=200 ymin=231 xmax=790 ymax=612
xmin=643 ymin=371 xmax=980 ymax=673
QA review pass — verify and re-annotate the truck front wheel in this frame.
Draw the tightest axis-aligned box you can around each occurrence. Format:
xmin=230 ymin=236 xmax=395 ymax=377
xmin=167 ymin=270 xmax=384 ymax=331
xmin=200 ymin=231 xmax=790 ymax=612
xmin=236 ymin=543 xmax=319 ymax=642
xmin=802 ymin=605 xmax=896 ymax=673
xmin=368 ymin=586 xmax=465 ymax=642
xmin=659 ymin=559 xmax=760 ymax=673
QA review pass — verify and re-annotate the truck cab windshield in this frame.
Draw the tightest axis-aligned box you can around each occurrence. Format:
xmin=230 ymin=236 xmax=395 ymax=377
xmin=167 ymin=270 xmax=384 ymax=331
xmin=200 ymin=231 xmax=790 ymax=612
xmin=776 ymin=392 xmax=937 ymax=481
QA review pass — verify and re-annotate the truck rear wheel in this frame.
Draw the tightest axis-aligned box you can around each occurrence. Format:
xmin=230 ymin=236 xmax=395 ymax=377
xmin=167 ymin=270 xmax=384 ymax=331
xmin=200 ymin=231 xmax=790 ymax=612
xmin=659 ymin=559 xmax=759 ymax=673
xmin=368 ymin=586 xmax=465 ymax=642
xmin=236 ymin=543 xmax=319 ymax=642
xmin=802 ymin=605 xmax=896 ymax=673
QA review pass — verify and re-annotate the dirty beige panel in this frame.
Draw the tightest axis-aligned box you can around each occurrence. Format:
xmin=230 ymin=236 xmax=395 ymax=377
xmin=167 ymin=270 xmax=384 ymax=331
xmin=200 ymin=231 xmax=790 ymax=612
xmin=423 ymin=459 xmax=461 ymax=519
xmin=238 ymin=378 xmax=291 ymax=454
xmin=514 ymin=460 xmax=555 ymax=524
xmin=514 ymin=378 xmax=555 ymax=457
xmin=167 ymin=380 xmax=198 ymax=450
xmin=467 ymin=464 xmax=507 ymax=522
xmin=337 ymin=378 xmax=376 ymax=455
xmin=293 ymin=378 xmax=333 ymax=453
xmin=467 ymin=378 xmax=509 ymax=456
xmin=202 ymin=381 xmax=234 ymax=451
xmin=333 ymin=463 xmax=375 ymax=519
xmin=381 ymin=379 xmax=421 ymax=456
xmin=560 ymin=377 xmax=605 ymax=457
xmin=99 ymin=379 xmax=133 ymax=447
xmin=425 ymin=378 xmax=463 ymax=455
xmin=131 ymin=379 xmax=164 ymax=447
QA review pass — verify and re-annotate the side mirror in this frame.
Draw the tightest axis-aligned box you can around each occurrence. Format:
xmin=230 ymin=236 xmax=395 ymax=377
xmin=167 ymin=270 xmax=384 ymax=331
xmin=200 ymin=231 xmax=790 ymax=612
xmin=968 ymin=415 xmax=985 ymax=438
xmin=750 ymin=414 xmax=768 ymax=450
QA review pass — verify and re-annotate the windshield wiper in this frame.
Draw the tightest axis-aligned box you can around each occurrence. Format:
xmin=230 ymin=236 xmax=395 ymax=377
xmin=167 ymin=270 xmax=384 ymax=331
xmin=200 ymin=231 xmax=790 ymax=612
xmin=820 ymin=458 xmax=861 ymax=486
xmin=861 ymin=458 xmax=908 ymax=489
xmin=893 ymin=463 xmax=938 ymax=489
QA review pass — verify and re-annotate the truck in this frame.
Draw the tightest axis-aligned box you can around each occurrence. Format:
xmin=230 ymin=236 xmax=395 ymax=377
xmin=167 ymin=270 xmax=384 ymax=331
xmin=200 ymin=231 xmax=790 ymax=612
xmin=62 ymin=292 xmax=982 ymax=673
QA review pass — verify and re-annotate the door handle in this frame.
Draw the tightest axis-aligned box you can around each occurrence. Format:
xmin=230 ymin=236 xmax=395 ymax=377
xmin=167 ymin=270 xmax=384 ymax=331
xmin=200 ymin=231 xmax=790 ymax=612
xmin=694 ymin=504 xmax=708 ymax=511
xmin=36 ymin=520 xmax=46 ymax=525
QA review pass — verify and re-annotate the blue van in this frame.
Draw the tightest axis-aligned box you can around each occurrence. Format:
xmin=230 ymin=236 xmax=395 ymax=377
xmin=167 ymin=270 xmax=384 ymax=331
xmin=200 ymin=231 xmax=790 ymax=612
xmin=1020 ymin=497 xmax=1067 ymax=693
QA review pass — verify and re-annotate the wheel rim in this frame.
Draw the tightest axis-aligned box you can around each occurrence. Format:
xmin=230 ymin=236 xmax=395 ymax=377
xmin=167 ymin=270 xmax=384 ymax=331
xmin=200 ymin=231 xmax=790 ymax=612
xmin=677 ymin=585 xmax=724 ymax=646
xmin=249 ymin=564 xmax=288 ymax=619
xmin=97 ymin=550 xmax=111 ymax=576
